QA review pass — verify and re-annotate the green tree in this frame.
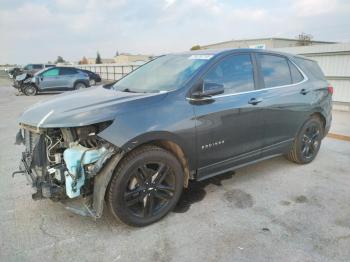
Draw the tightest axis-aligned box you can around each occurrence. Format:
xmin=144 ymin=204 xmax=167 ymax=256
xmin=55 ymin=56 xmax=65 ymax=64
xmin=190 ymin=45 xmax=201 ymax=51
xmin=96 ymin=52 xmax=102 ymax=64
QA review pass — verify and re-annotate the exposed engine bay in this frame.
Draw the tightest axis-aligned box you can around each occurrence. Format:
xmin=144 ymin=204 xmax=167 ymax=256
xmin=14 ymin=121 xmax=119 ymax=217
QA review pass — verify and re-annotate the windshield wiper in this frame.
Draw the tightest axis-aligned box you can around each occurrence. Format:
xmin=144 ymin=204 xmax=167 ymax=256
xmin=121 ymin=88 xmax=137 ymax=93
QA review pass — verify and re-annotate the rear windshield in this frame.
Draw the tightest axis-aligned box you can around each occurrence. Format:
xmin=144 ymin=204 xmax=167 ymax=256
xmin=293 ymin=57 xmax=326 ymax=81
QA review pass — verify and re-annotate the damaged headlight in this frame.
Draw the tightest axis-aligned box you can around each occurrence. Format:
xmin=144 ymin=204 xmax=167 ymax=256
xmin=61 ymin=121 xmax=115 ymax=198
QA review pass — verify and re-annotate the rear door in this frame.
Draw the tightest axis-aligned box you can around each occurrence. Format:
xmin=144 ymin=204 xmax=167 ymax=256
xmin=254 ymin=53 xmax=310 ymax=156
xmin=193 ymin=53 xmax=264 ymax=179
xmin=59 ymin=68 xmax=79 ymax=89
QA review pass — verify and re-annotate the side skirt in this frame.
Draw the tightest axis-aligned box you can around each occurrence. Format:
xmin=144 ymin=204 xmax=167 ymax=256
xmin=196 ymin=139 xmax=293 ymax=181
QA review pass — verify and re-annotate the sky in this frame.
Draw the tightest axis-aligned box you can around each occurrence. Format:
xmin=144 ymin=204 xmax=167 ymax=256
xmin=0 ymin=0 xmax=350 ymax=64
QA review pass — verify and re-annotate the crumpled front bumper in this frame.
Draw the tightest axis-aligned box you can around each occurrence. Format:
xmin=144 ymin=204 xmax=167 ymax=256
xmin=13 ymin=81 xmax=20 ymax=89
xmin=13 ymin=152 xmax=36 ymax=186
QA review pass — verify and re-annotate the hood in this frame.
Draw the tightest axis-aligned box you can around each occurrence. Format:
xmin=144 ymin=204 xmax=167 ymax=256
xmin=18 ymin=86 xmax=166 ymax=128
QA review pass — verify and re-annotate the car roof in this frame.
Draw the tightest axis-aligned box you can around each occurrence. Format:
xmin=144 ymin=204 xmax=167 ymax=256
xmin=174 ymin=48 xmax=311 ymax=61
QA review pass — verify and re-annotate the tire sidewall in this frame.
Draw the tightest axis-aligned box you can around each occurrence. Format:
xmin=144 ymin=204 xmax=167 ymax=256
xmin=109 ymin=148 xmax=184 ymax=226
xmin=74 ymin=82 xmax=86 ymax=90
xmin=295 ymin=117 xmax=323 ymax=163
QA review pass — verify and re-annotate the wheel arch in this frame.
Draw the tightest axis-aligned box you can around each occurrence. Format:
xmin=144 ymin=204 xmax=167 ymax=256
xmin=310 ymin=112 xmax=326 ymax=128
xmin=73 ymin=80 xmax=88 ymax=88
xmin=120 ymin=133 xmax=193 ymax=188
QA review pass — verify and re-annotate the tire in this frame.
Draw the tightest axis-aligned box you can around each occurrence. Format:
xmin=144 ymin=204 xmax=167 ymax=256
xmin=107 ymin=145 xmax=184 ymax=227
xmin=23 ymin=84 xmax=37 ymax=96
xmin=286 ymin=116 xmax=324 ymax=164
xmin=74 ymin=82 xmax=87 ymax=90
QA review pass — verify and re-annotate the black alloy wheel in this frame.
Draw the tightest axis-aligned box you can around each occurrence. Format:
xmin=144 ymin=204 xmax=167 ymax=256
xmin=286 ymin=116 xmax=323 ymax=164
xmin=107 ymin=145 xmax=184 ymax=226
xmin=301 ymin=124 xmax=321 ymax=159
xmin=124 ymin=162 xmax=176 ymax=218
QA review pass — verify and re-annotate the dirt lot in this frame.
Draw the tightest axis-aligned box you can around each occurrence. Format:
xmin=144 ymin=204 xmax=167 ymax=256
xmin=0 ymin=76 xmax=349 ymax=262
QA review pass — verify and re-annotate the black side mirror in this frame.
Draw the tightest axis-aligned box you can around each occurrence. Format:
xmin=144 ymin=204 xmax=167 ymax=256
xmin=193 ymin=81 xmax=224 ymax=98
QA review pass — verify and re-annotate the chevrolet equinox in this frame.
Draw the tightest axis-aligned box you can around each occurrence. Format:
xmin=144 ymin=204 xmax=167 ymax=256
xmin=14 ymin=49 xmax=332 ymax=226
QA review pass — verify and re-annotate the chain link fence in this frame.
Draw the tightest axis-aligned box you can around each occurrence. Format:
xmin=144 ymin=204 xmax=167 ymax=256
xmin=76 ymin=64 xmax=142 ymax=81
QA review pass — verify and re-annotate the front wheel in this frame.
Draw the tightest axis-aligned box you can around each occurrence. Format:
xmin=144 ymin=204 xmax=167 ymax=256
xmin=286 ymin=116 xmax=324 ymax=164
xmin=107 ymin=145 xmax=184 ymax=227
xmin=23 ymin=84 xmax=37 ymax=96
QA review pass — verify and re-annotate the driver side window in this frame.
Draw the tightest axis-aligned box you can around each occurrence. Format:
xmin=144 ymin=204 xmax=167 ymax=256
xmin=42 ymin=68 xmax=59 ymax=77
xmin=203 ymin=54 xmax=255 ymax=94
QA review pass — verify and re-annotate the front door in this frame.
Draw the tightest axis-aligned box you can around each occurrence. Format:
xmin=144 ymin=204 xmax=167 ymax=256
xmin=38 ymin=68 xmax=61 ymax=90
xmin=193 ymin=53 xmax=264 ymax=179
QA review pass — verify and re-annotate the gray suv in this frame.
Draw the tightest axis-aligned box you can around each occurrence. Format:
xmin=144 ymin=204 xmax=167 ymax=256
xmin=18 ymin=67 xmax=90 ymax=95
xmin=14 ymin=49 xmax=332 ymax=226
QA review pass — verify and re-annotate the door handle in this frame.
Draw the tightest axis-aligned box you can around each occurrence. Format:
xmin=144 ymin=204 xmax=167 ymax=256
xmin=248 ymin=98 xmax=262 ymax=105
xmin=300 ymin=88 xmax=309 ymax=95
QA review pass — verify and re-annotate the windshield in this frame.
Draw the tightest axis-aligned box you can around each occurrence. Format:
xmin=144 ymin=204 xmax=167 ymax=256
xmin=112 ymin=54 xmax=211 ymax=93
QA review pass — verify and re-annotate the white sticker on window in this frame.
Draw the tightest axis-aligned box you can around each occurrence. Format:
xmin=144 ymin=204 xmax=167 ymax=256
xmin=188 ymin=55 xmax=213 ymax=60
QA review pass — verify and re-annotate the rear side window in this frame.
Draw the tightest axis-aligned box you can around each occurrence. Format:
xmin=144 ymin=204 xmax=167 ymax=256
xmin=59 ymin=68 xmax=77 ymax=75
xmin=203 ymin=54 xmax=255 ymax=94
xmin=258 ymin=54 xmax=292 ymax=88
xmin=294 ymin=57 xmax=326 ymax=81
xmin=288 ymin=61 xmax=304 ymax=83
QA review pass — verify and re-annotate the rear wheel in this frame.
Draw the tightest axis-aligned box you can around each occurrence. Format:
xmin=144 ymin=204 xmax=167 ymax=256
xmin=74 ymin=82 xmax=87 ymax=90
xmin=23 ymin=84 xmax=37 ymax=96
xmin=286 ymin=116 xmax=324 ymax=164
xmin=107 ymin=145 xmax=184 ymax=227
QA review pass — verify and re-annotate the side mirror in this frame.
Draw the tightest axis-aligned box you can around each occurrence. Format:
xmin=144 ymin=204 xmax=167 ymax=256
xmin=193 ymin=81 xmax=224 ymax=98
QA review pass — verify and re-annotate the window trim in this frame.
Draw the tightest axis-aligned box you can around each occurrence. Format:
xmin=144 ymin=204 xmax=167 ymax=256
xmin=187 ymin=56 xmax=308 ymax=101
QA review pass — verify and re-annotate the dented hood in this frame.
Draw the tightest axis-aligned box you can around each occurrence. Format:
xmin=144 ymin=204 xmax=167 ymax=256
xmin=18 ymin=86 xmax=165 ymax=128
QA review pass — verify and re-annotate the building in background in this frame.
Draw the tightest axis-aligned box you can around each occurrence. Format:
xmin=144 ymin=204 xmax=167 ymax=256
xmin=86 ymin=58 xmax=115 ymax=64
xmin=275 ymin=43 xmax=350 ymax=110
xmin=200 ymin=37 xmax=336 ymax=50
xmin=114 ymin=54 xmax=152 ymax=64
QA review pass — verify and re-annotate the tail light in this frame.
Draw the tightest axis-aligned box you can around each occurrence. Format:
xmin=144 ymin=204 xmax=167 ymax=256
xmin=327 ymin=85 xmax=334 ymax=95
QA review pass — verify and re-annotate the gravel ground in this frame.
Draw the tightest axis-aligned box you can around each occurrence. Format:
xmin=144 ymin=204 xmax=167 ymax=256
xmin=0 ymin=76 xmax=349 ymax=262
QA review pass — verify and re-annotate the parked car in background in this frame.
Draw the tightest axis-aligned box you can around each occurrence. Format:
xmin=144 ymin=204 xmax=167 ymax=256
xmin=8 ymin=67 xmax=23 ymax=78
xmin=22 ymin=64 xmax=55 ymax=76
xmin=14 ymin=49 xmax=332 ymax=226
xmin=14 ymin=66 xmax=90 ymax=95
xmin=79 ymin=69 xmax=102 ymax=85
xmin=9 ymin=64 xmax=55 ymax=79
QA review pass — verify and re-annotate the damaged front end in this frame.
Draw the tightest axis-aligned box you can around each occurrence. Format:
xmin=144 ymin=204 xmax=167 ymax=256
xmin=13 ymin=121 xmax=123 ymax=218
